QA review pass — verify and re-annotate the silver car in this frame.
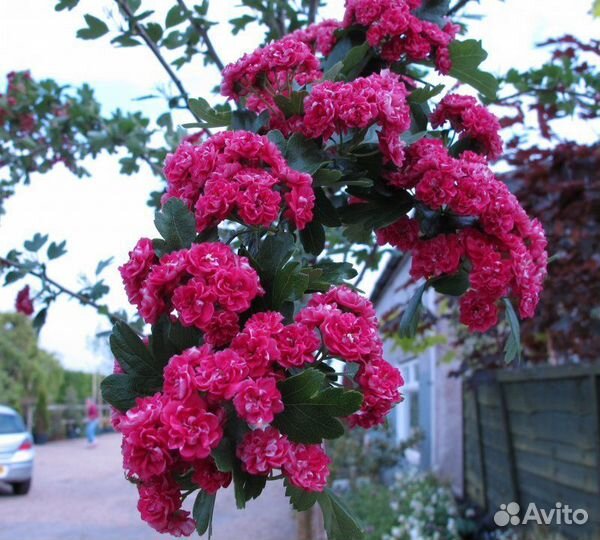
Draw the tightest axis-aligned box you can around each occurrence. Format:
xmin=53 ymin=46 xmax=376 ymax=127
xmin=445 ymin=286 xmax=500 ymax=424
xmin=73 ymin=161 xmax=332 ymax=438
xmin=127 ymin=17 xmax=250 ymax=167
xmin=0 ymin=405 xmax=34 ymax=495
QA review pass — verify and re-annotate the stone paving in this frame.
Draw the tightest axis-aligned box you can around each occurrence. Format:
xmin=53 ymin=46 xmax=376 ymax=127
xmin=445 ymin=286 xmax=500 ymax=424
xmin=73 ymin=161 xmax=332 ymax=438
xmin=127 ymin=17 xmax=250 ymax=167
xmin=0 ymin=433 xmax=297 ymax=540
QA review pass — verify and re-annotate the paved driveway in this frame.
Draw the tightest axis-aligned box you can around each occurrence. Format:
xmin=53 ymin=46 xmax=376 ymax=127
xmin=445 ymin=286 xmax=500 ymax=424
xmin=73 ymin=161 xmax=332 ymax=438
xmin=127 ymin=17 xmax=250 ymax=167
xmin=0 ymin=433 xmax=297 ymax=540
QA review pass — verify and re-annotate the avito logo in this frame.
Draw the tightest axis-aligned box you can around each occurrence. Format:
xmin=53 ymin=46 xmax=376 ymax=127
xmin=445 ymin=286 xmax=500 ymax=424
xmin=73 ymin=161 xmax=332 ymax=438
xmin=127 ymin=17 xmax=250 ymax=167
xmin=494 ymin=502 xmax=588 ymax=527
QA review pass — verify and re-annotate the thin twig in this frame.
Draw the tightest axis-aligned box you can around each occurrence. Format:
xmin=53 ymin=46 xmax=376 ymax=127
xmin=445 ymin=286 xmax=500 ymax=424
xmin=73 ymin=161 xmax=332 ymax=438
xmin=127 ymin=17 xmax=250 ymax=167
xmin=308 ymin=0 xmax=319 ymax=24
xmin=114 ymin=0 xmax=202 ymax=122
xmin=0 ymin=256 xmax=138 ymax=334
xmin=447 ymin=0 xmax=472 ymax=16
xmin=175 ymin=0 xmax=225 ymax=71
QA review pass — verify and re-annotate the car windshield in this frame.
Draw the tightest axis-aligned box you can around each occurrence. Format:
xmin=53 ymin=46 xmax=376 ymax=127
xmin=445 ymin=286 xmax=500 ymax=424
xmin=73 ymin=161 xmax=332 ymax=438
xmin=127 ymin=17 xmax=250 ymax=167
xmin=0 ymin=413 xmax=25 ymax=434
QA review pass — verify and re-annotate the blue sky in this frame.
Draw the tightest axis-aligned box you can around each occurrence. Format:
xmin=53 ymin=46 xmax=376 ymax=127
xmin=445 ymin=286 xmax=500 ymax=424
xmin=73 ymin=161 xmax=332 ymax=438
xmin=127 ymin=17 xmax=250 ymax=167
xmin=0 ymin=0 xmax=597 ymax=372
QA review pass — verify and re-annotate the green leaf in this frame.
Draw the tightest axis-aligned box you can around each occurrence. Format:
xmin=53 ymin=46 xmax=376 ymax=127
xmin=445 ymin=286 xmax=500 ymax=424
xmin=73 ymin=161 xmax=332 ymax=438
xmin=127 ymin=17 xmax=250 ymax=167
xmin=4 ymin=271 xmax=24 ymax=285
xmin=449 ymin=40 xmax=499 ymax=99
xmin=254 ymin=233 xmax=295 ymax=283
xmin=47 ymin=240 xmax=67 ymax=259
xmin=31 ymin=308 xmax=48 ymax=334
xmin=95 ymin=257 xmax=114 ymax=275
xmin=285 ymin=479 xmax=317 ymax=511
xmin=110 ymin=321 xmax=161 ymax=376
xmin=77 ymin=14 xmax=109 ymax=40
xmin=285 ymin=133 xmax=327 ymax=174
xmin=274 ymin=91 xmax=307 ymax=118
xmin=430 ymin=270 xmax=469 ymax=296
xmin=594 ymin=0 xmax=600 ymax=17
xmin=409 ymin=84 xmax=445 ymax=104
xmin=272 ymin=261 xmax=309 ymax=309
xmin=313 ymin=169 xmax=343 ymax=187
xmin=154 ymin=198 xmax=196 ymax=252
xmin=399 ymin=283 xmax=426 ymax=338
xmin=340 ymin=42 xmax=371 ymax=78
xmin=322 ymin=35 xmax=354 ymax=72
xmin=322 ymin=61 xmax=344 ymax=81
xmin=24 ymin=233 xmax=48 ymax=252
xmin=165 ymin=5 xmax=185 ymax=27
xmin=231 ymin=109 xmax=269 ymax=132
xmin=300 ymin=219 xmax=326 ymax=257
xmin=111 ymin=34 xmax=141 ymax=47
xmin=233 ymin=466 xmax=267 ymax=509
xmin=212 ymin=438 xmax=235 ymax=473
xmin=274 ymin=369 xmax=362 ymax=444
xmin=316 ymin=488 xmax=364 ymax=540
xmin=188 ymin=98 xmax=231 ymax=128
xmin=314 ymin=188 xmax=341 ymax=227
xmin=338 ymin=194 xmax=413 ymax=230
xmin=145 ymin=22 xmax=163 ymax=43
xmin=55 ymin=0 xmax=79 ymax=11
xmin=278 ymin=368 xmax=325 ymax=403
xmin=101 ymin=374 xmax=138 ymax=412
xmin=266 ymin=130 xmax=286 ymax=154
xmin=314 ymin=260 xmax=358 ymax=283
xmin=193 ymin=491 xmax=216 ymax=537
xmin=503 ymin=298 xmax=522 ymax=364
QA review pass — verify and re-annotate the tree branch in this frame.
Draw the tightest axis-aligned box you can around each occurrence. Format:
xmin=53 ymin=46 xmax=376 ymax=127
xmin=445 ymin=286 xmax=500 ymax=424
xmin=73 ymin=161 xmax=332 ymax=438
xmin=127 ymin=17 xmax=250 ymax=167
xmin=308 ymin=0 xmax=319 ymax=24
xmin=447 ymin=0 xmax=472 ymax=16
xmin=114 ymin=0 xmax=202 ymax=123
xmin=175 ymin=0 xmax=225 ymax=71
xmin=0 ymin=256 xmax=140 ymax=334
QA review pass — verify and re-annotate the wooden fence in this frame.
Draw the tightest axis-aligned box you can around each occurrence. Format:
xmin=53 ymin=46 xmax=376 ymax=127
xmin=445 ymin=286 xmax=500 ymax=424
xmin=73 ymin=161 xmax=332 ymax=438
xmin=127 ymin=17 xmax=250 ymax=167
xmin=464 ymin=364 xmax=600 ymax=538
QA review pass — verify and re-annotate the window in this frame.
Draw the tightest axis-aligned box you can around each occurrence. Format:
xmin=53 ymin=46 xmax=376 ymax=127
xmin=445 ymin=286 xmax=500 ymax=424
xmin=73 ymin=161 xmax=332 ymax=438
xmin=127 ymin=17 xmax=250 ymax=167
xmin=0 ymin=413 xmax=25 ymax=434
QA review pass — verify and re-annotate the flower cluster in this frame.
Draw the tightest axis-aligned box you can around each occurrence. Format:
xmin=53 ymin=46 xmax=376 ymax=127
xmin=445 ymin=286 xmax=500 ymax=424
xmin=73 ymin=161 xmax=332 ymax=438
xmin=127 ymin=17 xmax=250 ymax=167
xmin=377 ymin=138 xmax=547 ymax=331
xmin=287 ymin=19 xmax=343 ymax=56
xmin=431 ymin=94 xmax=503 ymax=160
xmin=343 ymin=0 xmax=460 ymax=73
xmin=302 ymin=70 xmax=411 ymax=166
xmin=297 ymin=287 xmax=404 ymax=428
xmin=221 ymin=37 xmax=322 ymax=124
xmin=119 ymin=241 xmax=264 ymax=344
xmin=162 ymin=130 xmax=315 ymax=231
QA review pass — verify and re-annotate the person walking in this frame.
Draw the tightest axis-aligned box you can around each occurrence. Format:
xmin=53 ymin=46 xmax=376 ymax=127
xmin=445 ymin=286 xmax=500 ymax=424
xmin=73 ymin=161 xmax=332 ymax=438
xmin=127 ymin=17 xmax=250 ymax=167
xmin=85 ymin=398 xmax=99 ymax=448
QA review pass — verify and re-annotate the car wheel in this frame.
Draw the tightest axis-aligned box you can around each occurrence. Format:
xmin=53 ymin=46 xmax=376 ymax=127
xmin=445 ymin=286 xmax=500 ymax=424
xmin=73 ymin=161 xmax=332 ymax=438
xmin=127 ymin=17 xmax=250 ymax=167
xmin=12 ymin=479 xmax=31 ymax=495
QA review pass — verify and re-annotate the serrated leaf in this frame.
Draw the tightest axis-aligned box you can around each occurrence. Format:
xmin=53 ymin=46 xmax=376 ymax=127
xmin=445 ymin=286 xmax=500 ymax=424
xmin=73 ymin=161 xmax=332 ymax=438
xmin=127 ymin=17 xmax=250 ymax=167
xmin=55 ymin=0 xmax=79 ymax=11
xmin=47 ymin=240 xmax=67 ymax=259
xmin=95 ymin=257 xmax=113 ymax=275
xmin=254 ymin=233 xmax=295 ymax=283
xmin=313 ymin=169 xmax=343 ymax=186
xmin=188 ymin=98 xmax=231 ymax=128
xmin=267 ymin=129 xmax=286 ymax=154
xmin=24 ymin=233 xmax=48 ymax=252
xmin=317 ymin=488 xmax=364 ymax=540
xmin=409 ymin=84 xmax=444 ymax=104
xmin=449 ymin=40 xmax=499 ymax=99
xmin=193 ymin=491 xmax=216 ymax=537
xmin=4 ymin=271 xmax=24 ymax=285
xmin=274 ymin=369 xmax=361 ymax=444
xmin=32 ymin=308 xmax=47 ymax=334
xmin=154 ymin=198 xmax=196 ymax=252
xmin=285 ymin=133 xmax=327 ymax=174
xmin=399 ymin=283 xmax=426 ymax=338
xmin=110 ymin=321 xmax=161 ymax=376
xmin=212 ymin=437 xmax=235 ymax=472
xmin=341 ymin=42 xmax=371 ymax=78
xmin=231 ymin=109 xmax=269 ymax=132
xmin=272 ymin=261 xmax=309 ymax=309
xmin=77 ymin=14 xmax=109 ymax=40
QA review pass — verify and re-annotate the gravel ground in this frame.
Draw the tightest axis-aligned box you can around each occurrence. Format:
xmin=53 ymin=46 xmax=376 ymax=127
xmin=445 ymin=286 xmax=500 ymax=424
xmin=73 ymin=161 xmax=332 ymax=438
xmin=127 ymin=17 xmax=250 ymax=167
xmin=0 ymin=433 xmax=297 ymax=540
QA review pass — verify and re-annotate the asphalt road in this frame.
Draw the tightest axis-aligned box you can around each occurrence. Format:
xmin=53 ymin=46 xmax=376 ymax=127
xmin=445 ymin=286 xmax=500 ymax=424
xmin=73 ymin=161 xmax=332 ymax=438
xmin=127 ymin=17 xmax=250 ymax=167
xmin=0 ymin=433 xmax=297 ymax=540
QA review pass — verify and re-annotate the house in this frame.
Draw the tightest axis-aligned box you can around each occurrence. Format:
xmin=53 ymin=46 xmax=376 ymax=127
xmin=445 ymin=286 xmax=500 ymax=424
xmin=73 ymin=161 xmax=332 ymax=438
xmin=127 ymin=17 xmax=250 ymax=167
xmin=371 ymin=254 xmax=464 ymax=495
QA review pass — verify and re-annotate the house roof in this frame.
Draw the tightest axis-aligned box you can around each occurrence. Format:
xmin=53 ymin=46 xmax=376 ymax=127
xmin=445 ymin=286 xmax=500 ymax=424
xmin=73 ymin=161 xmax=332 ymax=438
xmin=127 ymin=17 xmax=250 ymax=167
xmin=370 ymin=253 xmax=410 ymax=305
